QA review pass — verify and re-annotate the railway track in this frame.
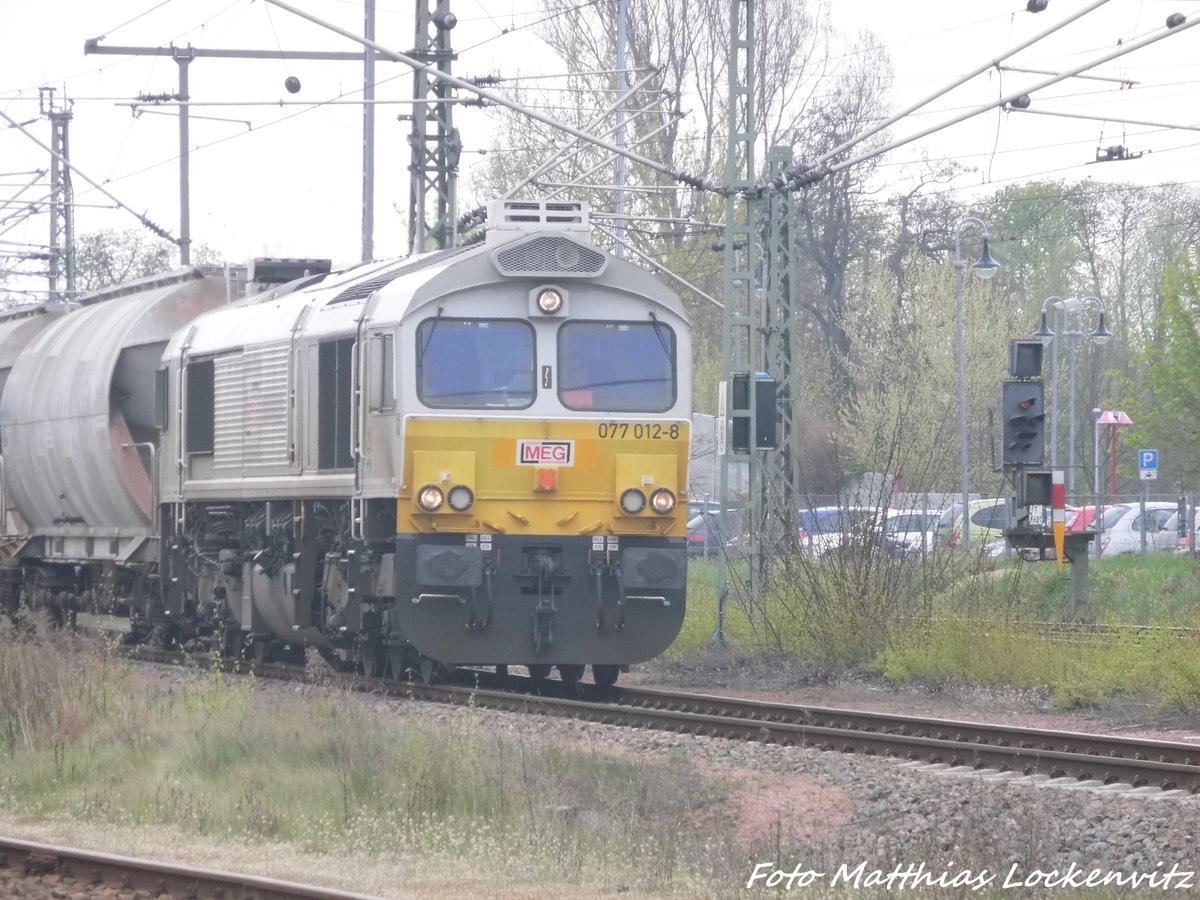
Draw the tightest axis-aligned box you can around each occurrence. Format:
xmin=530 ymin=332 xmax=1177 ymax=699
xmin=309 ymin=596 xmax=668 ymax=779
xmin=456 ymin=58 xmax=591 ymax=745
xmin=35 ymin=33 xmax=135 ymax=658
xmin=0 ymin=836 xmax=376 ymax=899
xmin=122 ymin=644 xmax=1200 ymax=795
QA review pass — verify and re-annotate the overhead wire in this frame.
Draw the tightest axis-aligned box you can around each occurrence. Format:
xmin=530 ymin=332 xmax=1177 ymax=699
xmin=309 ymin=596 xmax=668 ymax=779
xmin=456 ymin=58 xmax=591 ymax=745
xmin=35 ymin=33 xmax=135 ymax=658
xmin=7 ymin=0 xmax=1199 ymax=283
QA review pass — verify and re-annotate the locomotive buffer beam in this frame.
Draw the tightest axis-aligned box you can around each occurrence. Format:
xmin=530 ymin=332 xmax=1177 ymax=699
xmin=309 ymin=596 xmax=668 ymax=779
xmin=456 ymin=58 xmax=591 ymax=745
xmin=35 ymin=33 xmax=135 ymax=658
xmin=526 ymin=550 xmax=560 ymax=655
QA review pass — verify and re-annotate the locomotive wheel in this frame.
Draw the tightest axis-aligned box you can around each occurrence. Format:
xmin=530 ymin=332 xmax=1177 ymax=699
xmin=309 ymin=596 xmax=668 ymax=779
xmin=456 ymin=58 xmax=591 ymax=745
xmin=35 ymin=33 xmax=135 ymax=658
xmin=151 ymin=623 xmax=173 ymax=649
xmin=592 ymin=664 xmax=620 ymax=687
xmin=386 ymin=646 xmax=409 ymax=680
xmin=361 ymin=641 xmax=385 ymax=677
xmin=557 ymin=664 xmax=585 ymax=683
xmin=527 ymin=664 xmax=552 ymax=680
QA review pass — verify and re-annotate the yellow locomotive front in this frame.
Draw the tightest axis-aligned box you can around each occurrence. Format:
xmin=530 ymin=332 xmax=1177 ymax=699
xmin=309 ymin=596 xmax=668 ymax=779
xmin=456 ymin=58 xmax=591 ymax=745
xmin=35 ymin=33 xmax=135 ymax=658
xmin=387 ymin=205 xmax=691 ymax=684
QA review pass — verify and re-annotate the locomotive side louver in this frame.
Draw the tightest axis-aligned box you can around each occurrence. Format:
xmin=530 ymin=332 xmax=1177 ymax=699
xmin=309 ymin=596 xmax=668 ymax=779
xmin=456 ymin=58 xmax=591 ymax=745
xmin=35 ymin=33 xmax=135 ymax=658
xmin=493 ymin=235 xmax=607 ymax=278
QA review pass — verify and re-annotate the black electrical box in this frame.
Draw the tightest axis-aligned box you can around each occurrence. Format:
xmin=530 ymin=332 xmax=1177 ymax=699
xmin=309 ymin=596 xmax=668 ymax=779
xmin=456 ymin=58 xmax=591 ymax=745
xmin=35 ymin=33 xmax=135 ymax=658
xmin=1022 ymin=470 xmax=1053 ymax=507
xmin=730 ymin=374 xmax=779 ymax=453
xmin=1009 ymin=339 xmax=1044 ymax=377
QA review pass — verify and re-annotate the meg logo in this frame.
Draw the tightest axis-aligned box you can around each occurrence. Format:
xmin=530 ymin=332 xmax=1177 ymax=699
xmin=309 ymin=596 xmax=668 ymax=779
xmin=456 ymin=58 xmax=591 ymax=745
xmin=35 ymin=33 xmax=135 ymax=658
xmin=517 ymin=440 xmax=574 ymax=466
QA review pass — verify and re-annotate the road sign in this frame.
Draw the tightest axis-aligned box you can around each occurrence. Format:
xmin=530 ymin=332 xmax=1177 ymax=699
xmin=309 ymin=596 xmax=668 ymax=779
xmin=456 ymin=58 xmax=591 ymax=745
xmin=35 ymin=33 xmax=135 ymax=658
xmin=1140 ymin=469 xmax=1158 ymax=481
xmin=1139 ymin=449 xmax=1159 ymax=470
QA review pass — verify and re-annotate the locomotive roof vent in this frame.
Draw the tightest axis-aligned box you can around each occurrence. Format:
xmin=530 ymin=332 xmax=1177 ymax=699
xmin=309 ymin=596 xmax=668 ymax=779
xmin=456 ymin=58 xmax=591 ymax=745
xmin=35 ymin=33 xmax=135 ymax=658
xmin=487 ymin=199 xmax=606 ymax=278
xmin=492 ymin=234 xmax=607 ymax=279
xmin=486 ymin=199 xmax=591 ymax=240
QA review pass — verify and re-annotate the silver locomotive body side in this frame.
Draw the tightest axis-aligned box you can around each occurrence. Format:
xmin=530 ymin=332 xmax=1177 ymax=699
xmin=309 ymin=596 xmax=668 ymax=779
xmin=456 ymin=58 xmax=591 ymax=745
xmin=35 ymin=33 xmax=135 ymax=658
xmin=155 ymin=252 xmax=475 ymax=655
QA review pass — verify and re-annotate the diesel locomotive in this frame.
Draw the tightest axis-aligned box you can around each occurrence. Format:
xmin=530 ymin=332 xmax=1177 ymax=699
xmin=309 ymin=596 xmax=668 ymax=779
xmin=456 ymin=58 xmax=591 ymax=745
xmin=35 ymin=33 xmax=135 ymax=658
xmin=0 ymin=200 xmax=691 ymax=685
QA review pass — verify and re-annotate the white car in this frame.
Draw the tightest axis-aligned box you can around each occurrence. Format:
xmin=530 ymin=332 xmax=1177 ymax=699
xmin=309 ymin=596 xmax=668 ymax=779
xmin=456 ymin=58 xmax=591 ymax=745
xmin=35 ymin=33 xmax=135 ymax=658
xmin=1096 ymin=502 xmax=1180 ymax=556
xmin=882 ymin=509 xmax=941 ymax=558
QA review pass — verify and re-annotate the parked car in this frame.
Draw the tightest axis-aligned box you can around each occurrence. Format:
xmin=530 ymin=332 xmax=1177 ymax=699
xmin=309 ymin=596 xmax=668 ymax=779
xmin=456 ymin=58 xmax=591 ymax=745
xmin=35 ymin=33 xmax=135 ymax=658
xmin=1096 ymin=502 xmax=1180 ymax=556
xmin=881 ymin=509 xmax=941 ymax=558
xmin=686 ymin=509 xmax=745 ymax=558
xmin=796 ymin=506 xmax=882 ymax=557
xmin=1067 ymin=505 xmax=1099 ymax=533
xmin=940 ymin=498 xmax=1008 ymax=550
xmin=984 ymin=537 xmax=1011 ymax=559
xmin=1179 ymin=528 xmax=1197 ymax=554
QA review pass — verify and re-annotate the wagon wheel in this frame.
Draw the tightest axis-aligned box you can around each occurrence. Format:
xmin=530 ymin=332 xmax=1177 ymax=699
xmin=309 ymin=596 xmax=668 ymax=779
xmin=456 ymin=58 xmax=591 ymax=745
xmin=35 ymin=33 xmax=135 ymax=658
xmin=223 ymin=628 xmax=246 ymax=662
xmin=591 ymin=664 xmax=620 ymax=688
xmin=557 ymin=664 xmax=585 ymax=684
xmin=527 ymin=663 xmax=552 ymax=680
xmin=251 ymin=635 xmax=271 ymax=665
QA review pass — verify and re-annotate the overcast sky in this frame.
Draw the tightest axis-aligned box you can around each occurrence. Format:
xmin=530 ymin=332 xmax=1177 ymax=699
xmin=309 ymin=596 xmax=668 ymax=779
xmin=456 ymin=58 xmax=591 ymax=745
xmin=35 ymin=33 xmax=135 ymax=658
xmin=2 ymin=0 xmax=1199 ymax=291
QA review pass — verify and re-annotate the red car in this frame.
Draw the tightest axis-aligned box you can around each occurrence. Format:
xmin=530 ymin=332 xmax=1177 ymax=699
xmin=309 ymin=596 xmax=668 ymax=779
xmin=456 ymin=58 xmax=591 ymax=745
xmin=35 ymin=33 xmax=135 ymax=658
xmin=1066 ymin=505 xmax=1097 ymax=532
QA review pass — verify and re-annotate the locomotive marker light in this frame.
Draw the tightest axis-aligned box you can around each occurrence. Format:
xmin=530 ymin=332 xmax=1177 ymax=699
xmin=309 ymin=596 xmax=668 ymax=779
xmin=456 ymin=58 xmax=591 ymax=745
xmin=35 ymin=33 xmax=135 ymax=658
xmin=620 ymin=488 xmax=647 ymax=515
xmin=447 ymin=485 xmax=474 ymax=511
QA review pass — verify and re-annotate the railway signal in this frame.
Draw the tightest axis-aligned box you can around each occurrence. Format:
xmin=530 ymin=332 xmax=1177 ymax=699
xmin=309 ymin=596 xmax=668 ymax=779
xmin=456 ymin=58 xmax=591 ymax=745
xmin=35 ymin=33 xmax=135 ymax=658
xmin=1002 ymin=380 xmax=1045 ymax=467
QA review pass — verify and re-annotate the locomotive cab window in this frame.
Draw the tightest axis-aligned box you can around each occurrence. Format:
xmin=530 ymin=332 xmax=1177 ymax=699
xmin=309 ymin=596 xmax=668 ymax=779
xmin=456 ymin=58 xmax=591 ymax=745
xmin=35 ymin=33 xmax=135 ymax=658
xmin=558 ymin=320 xmax=676 ymax=412
xmin=416 ymin=318 xmax=535 ymax=409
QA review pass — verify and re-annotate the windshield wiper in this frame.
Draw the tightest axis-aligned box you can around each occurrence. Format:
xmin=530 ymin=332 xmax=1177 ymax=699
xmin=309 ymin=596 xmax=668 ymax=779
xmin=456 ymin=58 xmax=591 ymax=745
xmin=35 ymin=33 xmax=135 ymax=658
xmin=416 ymin=305 xmax=445 ymax=377
xmin=648 ymin=311 xmax=675 ymax=369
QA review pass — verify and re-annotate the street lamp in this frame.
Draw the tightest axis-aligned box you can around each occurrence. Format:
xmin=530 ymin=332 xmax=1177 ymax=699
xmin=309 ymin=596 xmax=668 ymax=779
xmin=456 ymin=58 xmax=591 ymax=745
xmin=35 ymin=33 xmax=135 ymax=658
xmin=1033 ymin=296 xmax=1111 ymax=496
xmin=1094 ymin=408 xmax=1133 ymax=556
xmin=954 ymin=216 xmax=999 ymax=551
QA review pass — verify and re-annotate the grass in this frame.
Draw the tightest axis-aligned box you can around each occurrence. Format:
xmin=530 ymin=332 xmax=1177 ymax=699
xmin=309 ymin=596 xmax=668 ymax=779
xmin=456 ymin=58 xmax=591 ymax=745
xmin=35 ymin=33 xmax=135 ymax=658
xmin=0 ymin=614 xmax=757 ymax=896
xmin=676 ymin=551 xmax=1200 ymax=712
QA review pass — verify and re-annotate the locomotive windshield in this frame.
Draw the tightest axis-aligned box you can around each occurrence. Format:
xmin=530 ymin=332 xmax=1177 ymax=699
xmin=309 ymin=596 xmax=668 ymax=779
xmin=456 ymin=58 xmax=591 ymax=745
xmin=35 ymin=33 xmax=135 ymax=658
xmin=417 ymin=318 xmax=536 ymax=408
xmin=558 ymin=320 xmax=676 ymax=412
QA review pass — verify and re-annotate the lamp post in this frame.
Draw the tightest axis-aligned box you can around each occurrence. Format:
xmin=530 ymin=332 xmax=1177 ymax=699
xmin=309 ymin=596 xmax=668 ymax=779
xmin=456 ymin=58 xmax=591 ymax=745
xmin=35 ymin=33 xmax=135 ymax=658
xmin=1094 ymin=409 xmax=1133 ymax=556
xmin=954 ymin=216 xmax=999 ymax=551
xmin=1033 ymin=296 xmax=1111 ymax=497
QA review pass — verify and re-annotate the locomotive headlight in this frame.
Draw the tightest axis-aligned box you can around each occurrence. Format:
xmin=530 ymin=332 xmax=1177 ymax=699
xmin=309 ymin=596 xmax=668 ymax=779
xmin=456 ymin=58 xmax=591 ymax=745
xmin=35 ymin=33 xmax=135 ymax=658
xmin=620 ymin=488 xmax=647 ymax=515
xmin=447 ymin=485 xmax=474 ymax=512
xmin=650 ymin=488 xmax=676 ymax=515
xmin=536 ymin=288 xmax=564 ymax=314
xmin=417 ymin=485 xmax=445 ymax=512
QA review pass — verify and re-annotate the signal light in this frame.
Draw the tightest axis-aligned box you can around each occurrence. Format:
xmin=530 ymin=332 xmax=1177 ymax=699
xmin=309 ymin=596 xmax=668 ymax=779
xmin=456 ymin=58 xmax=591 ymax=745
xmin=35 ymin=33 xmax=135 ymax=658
xmin=1001 ymin=380 xmax=1046 ymax=466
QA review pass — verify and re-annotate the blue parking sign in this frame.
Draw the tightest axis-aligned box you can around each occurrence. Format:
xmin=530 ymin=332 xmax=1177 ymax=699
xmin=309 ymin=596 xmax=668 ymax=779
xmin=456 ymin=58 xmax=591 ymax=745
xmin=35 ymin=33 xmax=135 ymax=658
xmin=1139 ymin=449 xmax=1158 ymax=469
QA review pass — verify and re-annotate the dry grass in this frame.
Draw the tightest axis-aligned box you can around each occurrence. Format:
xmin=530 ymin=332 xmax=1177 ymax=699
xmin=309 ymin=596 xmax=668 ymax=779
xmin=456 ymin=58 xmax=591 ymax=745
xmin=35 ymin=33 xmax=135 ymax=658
xmin=0 ymin=618 xmax=747 ymax=897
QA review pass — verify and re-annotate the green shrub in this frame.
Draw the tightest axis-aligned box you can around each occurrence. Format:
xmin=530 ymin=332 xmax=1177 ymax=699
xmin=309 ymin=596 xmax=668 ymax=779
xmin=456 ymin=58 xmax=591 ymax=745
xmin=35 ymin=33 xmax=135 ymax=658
xmin=678 ymin=551 xmax=1200 ymax=710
